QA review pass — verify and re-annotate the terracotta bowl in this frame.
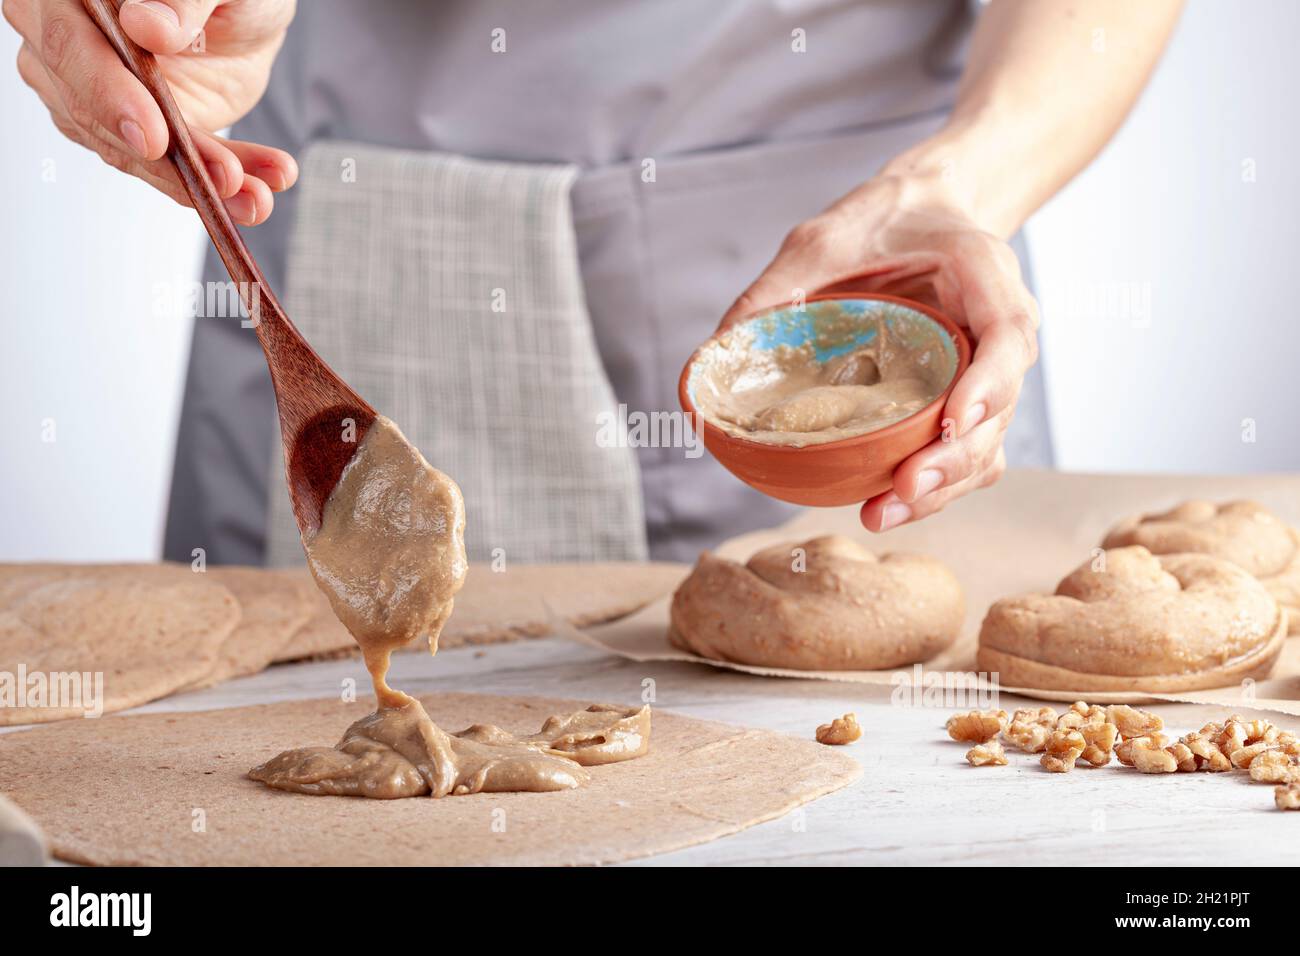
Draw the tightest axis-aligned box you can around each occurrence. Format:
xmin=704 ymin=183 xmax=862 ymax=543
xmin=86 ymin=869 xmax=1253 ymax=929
xmin=678 ymin=293 xmax=971 ymax=507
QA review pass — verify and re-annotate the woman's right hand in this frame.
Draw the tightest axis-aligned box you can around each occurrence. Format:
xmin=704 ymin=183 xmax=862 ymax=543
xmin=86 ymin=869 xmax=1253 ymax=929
xmin=5 ymin=0 xmax=298 ymax=224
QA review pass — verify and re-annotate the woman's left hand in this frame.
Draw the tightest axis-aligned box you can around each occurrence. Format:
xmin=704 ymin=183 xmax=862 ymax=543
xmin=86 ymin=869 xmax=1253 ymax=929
xmin=716 ymin=171 xmax=1041 ymax=533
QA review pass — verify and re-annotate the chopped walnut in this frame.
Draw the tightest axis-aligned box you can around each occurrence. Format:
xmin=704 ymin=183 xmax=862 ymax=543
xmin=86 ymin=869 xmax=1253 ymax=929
xmin=1005 ymin=722 xmax=1052 ymax=754
xmin=936 ymin=707 xmax=1300 ymax=806
xmin=1241 ymin=719 xmax=1278 ymax=745
xmin=1203 ymin=718 xmax=1292 ymax=769
xmin=1012 ymin=706 xmax=1059 ymax=725
xmin=1230 ymin=741 xmax=1276 ymax=770
xmin=1041 ymin=728 xmax=1086 ymax=773
xmin=1197 ymin=720 xmax=1225 ymax=739
xmin=1106 ymin=704 xmax=1164 ymax=739
xmin=1079 ymin=722 xmax=1119 ymax=767
xmin=1183 ymin=732 xmax=1233 ymax=773
xmin=966 ymin=740 xmax=1008 ymax=767
xmin=1167 ymin=741 xmax=1197 ymax=773
xmin=1115 ymin=733 xmax=1168 ymax=767
xmin=1057 ymin=701 xmax=1108 ymax=730
xmin=946 ymin=709 xmax=1009 ymax=743
xmin=816 ymin=713 xmax=862 ymax=746
xmin=1129 ymin=738 xmax=1179 ymax=774
xmin=1004 ymin=707 xmax=1057 ymax=753
xmin=1217 ymin=720 xmax=1249 ymax=754
xmin=1248 ymin=751 xmax=1300 ymax=784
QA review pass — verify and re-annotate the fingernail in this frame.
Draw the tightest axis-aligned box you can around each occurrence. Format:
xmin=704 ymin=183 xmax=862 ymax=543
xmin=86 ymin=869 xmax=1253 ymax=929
xmin=878 ymin=502 xmax=912 ymax=532
xmin=913 ymin=468 xmax=944 ymax=499
xmin=256 ymin=162 xmax=288 ymax=191
xmin=118 ymin=119 xmax=148 ymax=159
xmin=961 ymin=402 xmax=987 ymax=435
xmin=132 ymin=1 xmax=181 ymax=28
xmin=205 ymin=161 xmax=227 ymax=195
xmin=225 ymin=192 xmax=255 ymax=225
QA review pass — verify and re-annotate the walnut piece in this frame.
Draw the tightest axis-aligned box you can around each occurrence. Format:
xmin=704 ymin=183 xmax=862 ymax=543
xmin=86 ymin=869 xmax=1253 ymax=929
xmin=1004 ymin=707 xmax=1058 ymax=753
xmin=1218 ymin=720 xmax=1249 ymax=754
xmin=1183 ymin=732 xmax=1233 ymax=772
xmin=816 ymin=713 xmax=862 ymax=746
xmin=1249 ymin=751 xmax=1300 ymax=784
xmin=1041 ymin=729 xmax=1086 ymax=773
xmin=1057 ymin=701 xmax=1108 ymax=730
xmin=1229 ymin=741 xmax=1276 ymax=770
xmin=1106 ymin=704 xmax=1164 ymax=739
xmin=1116 ymin=733 xmax=1168 ymax=767
xmin=1240 ymin=718 xmax=1278 ymax=745
xmin=946 ymin=709 xmax=1009 ymax=744
xmin=1079 ymin=721 xmax=1119 ymax=767
xmin=1276 ymin=783 xmax=1300 ymax=810
xmin=966 ymin=740 xmax=1008 ymax=767
xmin=1012 ymin=706 xmax=1058 ymax=726
xmin=1167 ymin=741 xmax=1197 ymax=773
xmin=1129 ymin=738 xmax=1179 ymax=774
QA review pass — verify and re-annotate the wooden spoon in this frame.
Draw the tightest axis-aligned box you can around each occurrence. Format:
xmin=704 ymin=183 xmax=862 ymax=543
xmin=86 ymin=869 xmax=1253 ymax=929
xmin=82 ymin=0 xmax=375 ymax=537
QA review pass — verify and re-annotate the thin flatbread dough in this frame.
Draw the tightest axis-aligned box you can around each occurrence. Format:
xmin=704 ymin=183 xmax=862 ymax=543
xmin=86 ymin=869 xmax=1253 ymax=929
xmin=0 ymin=692 xmax=861 ymax=866
xmin=270 ymin=584 xmax=357 ymax=662
xmin=272 ymin=562 xmax=689 ymax=662
xmin=0 ymin=564 xmax=239 ymax=725
xmin=184 ymin=567 xmax=317 ymax=689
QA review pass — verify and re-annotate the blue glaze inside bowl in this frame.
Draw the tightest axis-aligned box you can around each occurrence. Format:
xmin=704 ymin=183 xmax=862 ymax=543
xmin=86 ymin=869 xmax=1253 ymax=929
xmin=687 ymin=297 xmax=958 ymax=412
xmin=749 ymin=299 xmax=880 ymax=360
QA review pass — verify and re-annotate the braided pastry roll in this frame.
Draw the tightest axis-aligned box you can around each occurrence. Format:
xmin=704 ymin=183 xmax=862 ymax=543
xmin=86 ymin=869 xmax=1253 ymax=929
xmin=978 ymin=545 xmax=1286 ymax=692
xmin=669 ymin=535 xmax=963 ymax=670
xmin=1103 ymin=500 xmax=1300 ymax=633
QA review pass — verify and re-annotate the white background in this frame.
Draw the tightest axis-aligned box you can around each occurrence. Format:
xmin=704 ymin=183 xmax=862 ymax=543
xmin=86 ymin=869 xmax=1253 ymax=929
xmin=2 ymin=0 xmax=1296 ymax=561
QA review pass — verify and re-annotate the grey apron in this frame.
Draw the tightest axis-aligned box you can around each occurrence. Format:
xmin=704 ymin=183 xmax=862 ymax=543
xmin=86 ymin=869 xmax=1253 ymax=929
xmin=164 ymin=0 xmax=1053 ymax=567
xmin=263 ymin=145 xmax=646 ymax=566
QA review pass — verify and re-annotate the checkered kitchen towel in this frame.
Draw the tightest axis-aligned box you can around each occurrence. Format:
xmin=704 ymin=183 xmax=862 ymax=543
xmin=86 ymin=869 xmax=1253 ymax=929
xmin=265 ymin=142 xmax=646 ymax=565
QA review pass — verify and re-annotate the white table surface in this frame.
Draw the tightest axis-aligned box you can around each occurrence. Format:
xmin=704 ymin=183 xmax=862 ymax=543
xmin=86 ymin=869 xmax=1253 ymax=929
xmin=85 ymin=632 xmax=1297 ymax=867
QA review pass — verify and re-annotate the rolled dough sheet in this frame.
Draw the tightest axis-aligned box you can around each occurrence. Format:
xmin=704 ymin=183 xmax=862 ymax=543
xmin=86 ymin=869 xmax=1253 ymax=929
xmin=272 ymin=562 xmax=690 ymax=662
xmin=0 ymin=564 xmax=240 ymax=725
xmin=575 ymin=470 xmax=1300 ymax=715
xmin=0 ymin=692 xmax=861 ymax=866
xmin=184 ymin=567 xmax=318 ymax=689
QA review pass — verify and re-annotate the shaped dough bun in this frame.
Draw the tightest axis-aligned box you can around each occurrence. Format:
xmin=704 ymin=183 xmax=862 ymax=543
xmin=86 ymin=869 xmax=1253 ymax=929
xmin=977 ymin=546 xmax=1286 ymax=692
xmin=1102 ymin=499 xmax=1300 ymax=633
xmin=668 ymin=534 xmax=964 ymax=671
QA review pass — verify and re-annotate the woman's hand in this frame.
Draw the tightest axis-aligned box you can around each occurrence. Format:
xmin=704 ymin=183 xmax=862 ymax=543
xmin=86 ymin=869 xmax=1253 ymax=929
xmin=717 ymin=171 xmax=1040 ymax=533
xmin=716 ymin=0 xmax=1183 ymax=532
xmin=5 ymin=0 xmax=298 ymax=224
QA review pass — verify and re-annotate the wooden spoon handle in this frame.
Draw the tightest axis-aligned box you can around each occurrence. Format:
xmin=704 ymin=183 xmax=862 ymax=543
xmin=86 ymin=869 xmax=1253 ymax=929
xmin=82 ymin=0 xmax=377 ymax=537
xmin=80 ymin=0 xmax=283 ymax=331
